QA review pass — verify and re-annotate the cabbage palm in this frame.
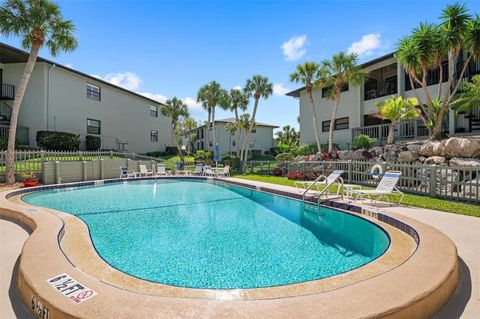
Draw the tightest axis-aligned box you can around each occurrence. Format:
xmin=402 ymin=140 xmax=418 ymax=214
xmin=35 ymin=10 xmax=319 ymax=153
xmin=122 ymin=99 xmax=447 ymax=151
xmin=240 ymin=75 xmax=273 ymax=162
xmin=290 ymin=62 xmax=322 ymax=151
xmin=0 ymin=0 xmax=77 ymax=184
xmin=224 ymin=122 xmax=238 ymax=154
xmin=275 ymin=125 xmax=299 ymax=146
xmin=319 ymin=52 xmax=366 ymax=152
xmin=197 ymin=81 xmax=228 ymax=151
xmin=376 ymin=96 xmax=420 ymax=144
xmin=161 ymin=97 xmax=189 ymax=161
xmin=227 ymin=88 xmax=249 ymax=155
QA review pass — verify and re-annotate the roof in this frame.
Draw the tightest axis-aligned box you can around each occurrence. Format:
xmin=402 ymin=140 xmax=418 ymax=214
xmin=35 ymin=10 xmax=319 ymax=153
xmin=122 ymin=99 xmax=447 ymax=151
xmin=286 ymin=52 xmax=396 ymax=98
xmin=0 ymin=42 xmax=166 ymax=106
xmin=193 ymin=118 xmax=279 ymax=130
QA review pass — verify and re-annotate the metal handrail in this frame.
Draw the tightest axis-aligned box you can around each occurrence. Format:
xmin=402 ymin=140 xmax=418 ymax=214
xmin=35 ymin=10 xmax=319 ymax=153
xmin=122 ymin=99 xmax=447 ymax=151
xmin=302 ymin=176 xmax=345 ymax=204
xmin=302 ymin=174 xmax=326 ymax=201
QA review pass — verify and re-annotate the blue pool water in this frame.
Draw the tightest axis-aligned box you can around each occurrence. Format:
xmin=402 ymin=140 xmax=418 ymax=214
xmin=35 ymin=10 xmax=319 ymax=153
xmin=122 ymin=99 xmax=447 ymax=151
xmin=22 ymin=179 xmax=389 ymax=289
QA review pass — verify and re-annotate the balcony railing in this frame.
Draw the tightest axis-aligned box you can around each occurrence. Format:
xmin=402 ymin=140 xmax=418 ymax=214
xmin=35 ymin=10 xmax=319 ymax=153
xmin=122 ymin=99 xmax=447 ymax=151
xmin=0 ymin=124 xmax=29 ymax=145
xmin=0 ymin=83 xmax=15 ymax=100
xmin=352 ymin=119 xmax=429 ymax=144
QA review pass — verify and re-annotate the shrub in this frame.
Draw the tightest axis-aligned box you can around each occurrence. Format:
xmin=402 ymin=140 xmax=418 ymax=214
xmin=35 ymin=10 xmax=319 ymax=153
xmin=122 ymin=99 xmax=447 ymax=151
xmin=165 ymin=146 xmax=179 ymax=155
xmin=36 ymin=131 xmax=80 ymax=150
xmin=275 ymin=152 xmax=294 ymax=161
xmin=292 ymin=144 xmax=318 ymax=156
xmin=250 ymin=149 xmax=262 ymax=158
xmin=145 ymin=151 xmax=167 ymax=158
xmin=352 ymin=134 xmax=377 ymax=149
xmin=269 ymin=147 xmax=278 ymax=156
xmin=286 ymin=171 xmax=305 ymax=180
xmin=275 ymin=143 xmax=292 ymax=154
xmin=195 ymin=150 xmax=213 ymax=165
xmin=221 ymin=155 xmax=240 ymax=175
xmin=272 ymin=168 xmax=282 ymax=176
xmin=85 ymin=135 xmax=101 ymax=151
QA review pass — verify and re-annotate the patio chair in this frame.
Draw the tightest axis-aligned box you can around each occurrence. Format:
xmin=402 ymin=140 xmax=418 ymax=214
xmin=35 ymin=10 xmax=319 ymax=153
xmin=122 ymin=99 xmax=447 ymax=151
xmin=351 ymin=171 xmax=404 ymax=204
xmin=156 ymin=163 xmax=170 ymax=176
xmin=203 ymin=165 xmax=215 ymax=176
xmin=217 ymin=165 xmax=230 ymax=178
xmin=295 ymin=170 xmax=345 ymax=196
xmin=192 ymin=164 xmax=204 ymax=175
xmin=139 ymin=164 xmax=154 ymax=177
xmin=120 ymin=166 xmax=137 ymax=178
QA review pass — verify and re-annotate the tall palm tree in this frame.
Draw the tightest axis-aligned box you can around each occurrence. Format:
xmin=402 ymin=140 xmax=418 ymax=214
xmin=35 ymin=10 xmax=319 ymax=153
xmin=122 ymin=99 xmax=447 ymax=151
xmin=319 ymin=52 xmax=366 ymax=152
xmin=227 ymin=88 xmax=249 ymax=155
xmin=0 ymin=0 xmax=77 ymax=184
xmin=196 ymin=81 xmax=228 ymax=151
xmin=224 ymin=122 xmax=238 ymax=154
xmin=183 ymin=117 xmax=198 ymax=153
xmin=290 ymin=62 xmax=322 ymax=151
xmin=238 ymin=113 xmax=256 ymax=159
xmin=275 ymin=125 xmax=299 ymax=146
xmin=240 ymin=75 xmax=273 ymax=162
xmin=161 ymin=97 xmax=189 ymax=161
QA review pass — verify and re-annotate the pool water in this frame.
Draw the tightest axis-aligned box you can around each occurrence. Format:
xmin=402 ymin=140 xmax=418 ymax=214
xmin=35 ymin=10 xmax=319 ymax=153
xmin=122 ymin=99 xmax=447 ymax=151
xmin=22 ymin=179 xmax=389 ymax=289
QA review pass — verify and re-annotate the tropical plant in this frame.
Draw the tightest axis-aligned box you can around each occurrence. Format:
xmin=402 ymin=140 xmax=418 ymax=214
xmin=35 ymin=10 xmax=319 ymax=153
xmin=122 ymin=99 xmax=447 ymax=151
xmin=318 ymin=52 xmax=366 ymax=152
xmin=376 ymin=96 xmax=420 ymax=144
xmin=197 ymin=81 xmax=229 ymax=151
xmin=453 ymin=74 xmax=480 ymax=114
xmin=161 ymin=97 xmax=189 ymax=161
xmin=290 ymin=62 xmax=323 ymax=151
xmin=227 ymin=88 xmax=249 ymax=154
xmin=240 ymin=75 xmax=273 ymax=162
xmin=224 ymin=121 xmax=238 ymax=154
xmin=0 ymin=0 xmax=78 ymax=184
xmin=182 ymin=117 xmax=198 ymax=153
xmin=352 ymin=134 xmax=378 ymax=149
xmin=396 ymin=3 xmax=480 ymax=140
xmin=275 ymin=125 xmax=299 ymax=145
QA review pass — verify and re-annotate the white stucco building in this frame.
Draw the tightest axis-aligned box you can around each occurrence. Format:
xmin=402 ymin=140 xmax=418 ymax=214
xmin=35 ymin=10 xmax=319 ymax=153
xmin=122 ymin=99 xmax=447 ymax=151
xmin=0 ymin=43 xmax=172 ymax=153
xmin=287 ymin=53 xmax=480 ymax=149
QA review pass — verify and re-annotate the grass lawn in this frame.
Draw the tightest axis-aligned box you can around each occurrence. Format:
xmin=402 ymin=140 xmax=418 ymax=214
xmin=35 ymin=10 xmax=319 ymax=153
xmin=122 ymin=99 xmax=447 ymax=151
xmin=233 ymin=174 xmax=480 ymax=218
xmin=159 ymin=155 xmax=196 ymax=162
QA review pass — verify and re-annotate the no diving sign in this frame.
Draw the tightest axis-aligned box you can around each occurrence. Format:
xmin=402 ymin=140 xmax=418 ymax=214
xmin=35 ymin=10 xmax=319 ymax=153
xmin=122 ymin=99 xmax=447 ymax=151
xmin=47 ymin=273 xmax=97 ymax=304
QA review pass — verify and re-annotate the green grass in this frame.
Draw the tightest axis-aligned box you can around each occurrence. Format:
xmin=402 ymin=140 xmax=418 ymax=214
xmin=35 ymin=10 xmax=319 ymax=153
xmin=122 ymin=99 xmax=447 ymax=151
xmin=159 ymin=155 xmax=196 ymax=162
xmin=250 ymin=155 xmax=276 ymax=161
xmin=233 ymin=174 xmax=480 ymax=218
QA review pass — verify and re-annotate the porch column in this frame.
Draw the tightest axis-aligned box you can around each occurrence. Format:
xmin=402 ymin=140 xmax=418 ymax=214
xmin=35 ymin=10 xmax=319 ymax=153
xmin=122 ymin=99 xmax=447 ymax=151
xmin=397 ymin=63 xmax=405 ymax=97
xmin=449 ymin=109 xmax=455 ymax=135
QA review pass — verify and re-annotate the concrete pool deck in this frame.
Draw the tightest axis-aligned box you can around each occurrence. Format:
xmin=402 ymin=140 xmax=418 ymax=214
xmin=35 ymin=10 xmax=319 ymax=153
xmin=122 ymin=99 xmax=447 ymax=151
xmin=0 ymin=176 xmax=471 ymax=318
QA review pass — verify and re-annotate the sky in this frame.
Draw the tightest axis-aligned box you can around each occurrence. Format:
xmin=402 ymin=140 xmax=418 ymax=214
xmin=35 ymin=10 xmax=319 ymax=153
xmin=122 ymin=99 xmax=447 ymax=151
xmin=2 ymin=0 xmax=480 ymax=132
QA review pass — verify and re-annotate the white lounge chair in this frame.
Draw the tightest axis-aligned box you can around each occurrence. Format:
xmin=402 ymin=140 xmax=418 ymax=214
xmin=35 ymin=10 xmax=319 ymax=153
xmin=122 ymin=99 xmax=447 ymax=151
xmin=217 ymin=165 xmax=230 ymax=177
xmin=295 ymin=170 xmax=345 ymax=197
xmin=203 ymin=165 xmax=215 ymax=176
xmin=156 ymin=163 xmax=170 ymax=176
xmin=192 ymin=164 xmax=204 ymax=175
xmin=120 ymin=166 xmax=137 ymax=178
xmin=139 ymin=164 xmax=153 ymax=176
xmin=352 ymin=171 xmax=404 ymax=204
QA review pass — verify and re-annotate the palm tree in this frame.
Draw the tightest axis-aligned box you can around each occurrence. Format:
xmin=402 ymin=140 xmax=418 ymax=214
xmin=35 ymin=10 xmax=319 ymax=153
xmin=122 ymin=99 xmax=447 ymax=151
xmin=238 ymin=113 xmax=256 ymax=159
xmin=396 ymin=3 xmax=480 ymax=140
xmin=161 ymin=97 xmax=189 ymax=161
xmin=290 ymin=62 xmax=322 ymax=151
xmin=0 ymin=0 xmax=78 ymax=184
xmin=196 ymin=81 xmax=228 ymax=151
xmin=224 ymin=122 xmax=238 ymax=154
xmin=376 ymin=96 xmax=420 ymax=144
xmin=319 ymin=52 xmax=366 ymax=152
xmin=240 ymin=75 xmax=273 ymax=162
xmin=183 ymin=117 xmax=198 ymax=153
xmin=275 ymin=125 xmax=299 ymax=146
xmin=453 ymin=74 xmax=480 ymax=114
xmin=227 ymin=88 xmax=249 ymax=155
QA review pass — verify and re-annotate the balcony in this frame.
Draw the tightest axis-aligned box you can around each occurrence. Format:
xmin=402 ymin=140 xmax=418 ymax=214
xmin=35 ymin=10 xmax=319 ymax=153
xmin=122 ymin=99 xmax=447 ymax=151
xmin=352 ymin=119 xmax=429 ymax=144
xmin=364 ymin=63 xmax=398 ymax=101
xmin=0 ymin=124 xmax=29 ymax=145
xmin=0 ymin=83 xmax=15 ymax=100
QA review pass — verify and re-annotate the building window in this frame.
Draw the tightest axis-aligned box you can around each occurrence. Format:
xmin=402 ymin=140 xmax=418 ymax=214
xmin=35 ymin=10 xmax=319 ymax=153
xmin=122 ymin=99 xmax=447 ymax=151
xmin=86 ymin=83 xmax=101 ymax=101
xmin=321 ymin=84 xmax=349 ymax=98
xmin=364 ymin=63 xmax=397 ymax=100
xmin=252 ymin=128 xmax=256 ymax=133
xmin=150 ymin=130 xmax=158 ymax=142
xmin=87 ymin=119 xmax=101 ymax=134
xmin=249 ymin=141 xmax=254 ymax=147
xmin=150 ymin=105 xmax=158 ymax=117
xmin=232 ymin=140 xmax=236 ymax=147
xmin=322 ymin=117 xmax=349 ymax=132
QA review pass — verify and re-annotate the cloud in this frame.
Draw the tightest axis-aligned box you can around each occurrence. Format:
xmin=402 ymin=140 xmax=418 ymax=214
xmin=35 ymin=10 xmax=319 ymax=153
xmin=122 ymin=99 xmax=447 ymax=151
xmin=281 ymin=35 xmax=307 ymax=61
xmin=232 ymin=85 xmax=242 ymax=91
xmin=183 ymin=97 xmax=202 ymax=110
xmin=94 ymin=71 xmax=142 ymax=90
xmin=347 ymin=33 xmax=383 ymax=57
xmin=273 ymin=83 xmax=291 ymax=95
xmin=138 ymin=92 xmax=168 ymax=104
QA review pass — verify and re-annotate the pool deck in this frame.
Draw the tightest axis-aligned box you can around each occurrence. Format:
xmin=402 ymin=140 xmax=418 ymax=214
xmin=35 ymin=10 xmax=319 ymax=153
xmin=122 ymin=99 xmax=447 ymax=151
xmin=0 ymin=176 xmax=475 ymax=318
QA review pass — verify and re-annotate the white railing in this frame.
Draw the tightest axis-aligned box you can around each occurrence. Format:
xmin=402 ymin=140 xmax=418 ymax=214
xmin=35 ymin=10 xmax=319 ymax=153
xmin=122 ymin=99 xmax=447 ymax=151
xmin=351 ymin=119 xmax=430 ymax=144
xmin=0 ymin=124 xmax=29 ymax=145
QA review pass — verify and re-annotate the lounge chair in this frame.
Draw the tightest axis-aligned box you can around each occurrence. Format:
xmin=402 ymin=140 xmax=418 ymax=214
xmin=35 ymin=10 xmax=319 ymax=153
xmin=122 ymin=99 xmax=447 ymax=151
xmin=217 ymin=165 xmax=230 ymax=177
xmin=203 ymin=165 xmax=215 ymax=176
xmin=120 ymin=166 xmax=137 ymax=178
xmin=192 ymin=164 xmax=204 ymax=175
xmin=352 ymin=171 xmax=404 ymax=204
xmin=139 ymin=164 xmax=154 ymax=176
xmin=156 ymin=163 xmax=170 ymax=176
xmin=295 ymin=170 xmax=345 ymax=196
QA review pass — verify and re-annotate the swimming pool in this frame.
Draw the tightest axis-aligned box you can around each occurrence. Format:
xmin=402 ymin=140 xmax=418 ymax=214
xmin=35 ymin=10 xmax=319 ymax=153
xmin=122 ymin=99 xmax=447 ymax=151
xmin=22 ymin=179 xmax=389 ymax=289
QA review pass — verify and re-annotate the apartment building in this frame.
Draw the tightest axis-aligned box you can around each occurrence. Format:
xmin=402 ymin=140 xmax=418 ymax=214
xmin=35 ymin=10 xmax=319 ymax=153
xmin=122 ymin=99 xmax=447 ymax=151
xmin=0 ymin=43 xmax=172 ymax=153
xmin=287 ymin=53 xmax=480 ymax=148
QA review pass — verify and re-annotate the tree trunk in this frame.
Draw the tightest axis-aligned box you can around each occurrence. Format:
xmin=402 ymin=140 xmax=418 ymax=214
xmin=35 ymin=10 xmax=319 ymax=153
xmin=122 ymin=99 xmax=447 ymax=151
xmin=173 ymin=121 xmax=184 ymax=162
xmin=408 ymin=75 xmax=432 ymax=136
xmin=241 ymin=97 xmax=260 ymax=162
xmin=431 ymin=108 xmax=447 ymax=140
xmin=234 ymin=108 xmax=241 ymax=156
xmin=206 ymin=109 xmax=211 ymax=151
xmin=327 ymin=95 xmax=340 ymax=153
xmin=228 ymin=133 xmax=232 ymax=154
xmin=308 ymin=90 xmax=322 ymax=152
xmin=6 ymin=44 xmax=40 ymax=185
xmin=387 ymin=122 xmax=396 ymax=145
xmin=211 ymin=107 xmax=216 ymax=152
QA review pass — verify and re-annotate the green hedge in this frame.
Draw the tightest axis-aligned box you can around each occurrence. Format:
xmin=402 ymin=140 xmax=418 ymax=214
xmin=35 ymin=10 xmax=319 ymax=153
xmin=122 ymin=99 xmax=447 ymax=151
xmin=85 ymin=135 xmax=101 ymax=151
xmin=36 ymin=131 xmax=80 ymax=151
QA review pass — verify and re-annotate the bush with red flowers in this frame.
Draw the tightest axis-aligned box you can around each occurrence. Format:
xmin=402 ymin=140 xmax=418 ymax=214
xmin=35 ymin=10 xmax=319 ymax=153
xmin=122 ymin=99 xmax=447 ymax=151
xmin=286 ymin=171 xmax=305 ymax=180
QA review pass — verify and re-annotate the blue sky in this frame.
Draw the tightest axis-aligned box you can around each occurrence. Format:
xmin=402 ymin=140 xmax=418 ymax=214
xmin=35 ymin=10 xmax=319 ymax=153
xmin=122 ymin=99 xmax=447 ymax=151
xmin=2 ymin=0 xmax=479 ymax=131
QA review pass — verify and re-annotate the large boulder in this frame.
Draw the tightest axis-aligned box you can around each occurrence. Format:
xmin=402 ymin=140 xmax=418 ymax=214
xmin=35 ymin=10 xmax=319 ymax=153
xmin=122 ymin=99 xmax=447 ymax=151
xmin=424 ymin=156 xmax=447 ymax=165
xmin=406 ymin=142 xmax=422 ymax=154
xmin=369 ymin=146 xmax=384 ymax=157
xmin=443 ymin=137 xmax=480 ymax=158
xmin=418 ymin=141 xmax=444 ymax=157
xmin=397 ymin=151 xmax=419 ymax=163
xmin=449 ymin=157 xmax=480 ymax=168
xmin=382 ymin=144 xmax=400 ymax=162
xmin=337 ymin=150 xmax=350 ymax=160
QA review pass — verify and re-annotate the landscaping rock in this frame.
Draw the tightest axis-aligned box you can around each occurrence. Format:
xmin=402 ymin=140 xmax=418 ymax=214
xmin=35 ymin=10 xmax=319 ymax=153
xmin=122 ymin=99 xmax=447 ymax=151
xmin=418 ymin=156 xmax=426 ymax=163
xmin=424 ymin=156 xmax=447 ymax=165
xmin=418 ymin=140 xmax=444 ymax=157
xmin=443 ymin=137 xmax=480 ymax=158
xmin=337 ymin=150 xmax=350 ymax=160
xmin=449 ymin=157 xmax=480 ymax=168
xmin=369 ymin=146 xmax=384 ymax=157
xmin=397 ymin=151 xmax=418 ymax=163
xmin=406 ymin=142 xmax=422 ymax=154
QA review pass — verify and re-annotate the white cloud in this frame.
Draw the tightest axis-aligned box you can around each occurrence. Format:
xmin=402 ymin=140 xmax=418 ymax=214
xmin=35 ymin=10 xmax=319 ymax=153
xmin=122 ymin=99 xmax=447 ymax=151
xmin=138 ymin=92 xmax=168 ymax=104
xmin=232 ymin=85 xmax=242 ymax=91
xmin=347 ymin=33 xmax=382 ymax=57
xmin=281 ymin=35 xmax=307 ymax=61
xmin=94 ymin=71 xmax=142 ymax=90
xmin=273 ymin=83 xmax=290 ymax=95
xmin=183 ymin=97 xmax=202 ymax=110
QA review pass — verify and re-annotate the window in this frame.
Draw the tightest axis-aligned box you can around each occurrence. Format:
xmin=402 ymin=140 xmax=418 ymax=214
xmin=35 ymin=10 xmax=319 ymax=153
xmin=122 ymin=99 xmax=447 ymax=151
xmin=249 ymin=141 xmax=254 ymax=147
xmin=150 ymin=130 xmax=158 ymax=142
xmin=87 ymin=119 xmax=101 ymax=134
xmin=322 ymin=117 xmax=349 ymax=132
xmin=86 ymin=83 xmax=101 ymax=101
xmin=232 ymin=140 xmax=236 ymax=147
xmin=321 ymin=84 xmax=349 ymax=98
xmin=150 ymin=105 xmax=158 ymax=117
xmin=252 ymin=128 xmax=256 ymax=133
